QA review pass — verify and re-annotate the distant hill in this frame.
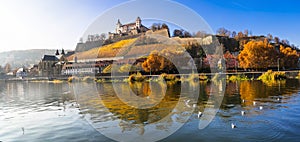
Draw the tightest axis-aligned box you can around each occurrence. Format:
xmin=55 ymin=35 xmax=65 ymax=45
xmin=0 ymin=49 xmax=59 ymax=69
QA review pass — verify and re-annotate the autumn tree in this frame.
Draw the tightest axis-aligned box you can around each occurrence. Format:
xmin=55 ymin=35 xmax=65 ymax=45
xmin=142 ymin=50 xmax=162 ymax=73
xmin=279 ymin=45 xmax=299 ymax=69
xmin=238 ymin=41 xmax=277 ymax=69
xmin=184 ymin=43 xmax=206 ymax=58
xmin=142 ymin=49 xmax=187 ymax=73
xmin=224 ymin=51 xmax=237 ymax=69
xmin=236 ymin=32 xmax=244 ymax=39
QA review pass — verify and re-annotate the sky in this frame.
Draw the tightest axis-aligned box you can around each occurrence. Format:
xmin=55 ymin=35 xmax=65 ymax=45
xmin=0 ymin=0 xmax=299 ymax=53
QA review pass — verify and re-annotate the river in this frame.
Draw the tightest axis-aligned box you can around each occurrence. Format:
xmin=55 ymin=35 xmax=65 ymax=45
xmin=1 ymin=79 xmax=300 ymax=141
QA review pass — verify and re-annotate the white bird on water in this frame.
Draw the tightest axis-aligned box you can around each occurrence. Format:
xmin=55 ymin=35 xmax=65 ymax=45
xmin=231 ymin=123 xmax=237 ymax=129
xmin=259 ymin=106 xmax=263 ymax=110
xmin=253 ymin=101 xmax=256 ymax=106
xmin=198 ymin=111 xmax=203 ymax=118
xmin=241 ymin=111 xmax=245 ymax=116
xmin=276 ymin=98 xmax=281 ymax=101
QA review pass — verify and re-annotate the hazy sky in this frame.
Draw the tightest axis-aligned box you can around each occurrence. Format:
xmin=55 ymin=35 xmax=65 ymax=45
xmin=0 ymin=0 xmax=299 ymax=53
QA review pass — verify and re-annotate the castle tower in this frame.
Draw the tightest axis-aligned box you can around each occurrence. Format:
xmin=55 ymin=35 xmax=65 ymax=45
xmin=136 ymin=17 xmax=141 ymax=29
xmin=116 ymin=19 xmax=122 ymax=33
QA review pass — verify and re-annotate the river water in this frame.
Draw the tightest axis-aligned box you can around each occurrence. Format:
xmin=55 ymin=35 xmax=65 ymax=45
xmin=1 ymin=79 xmax=300 ymax=141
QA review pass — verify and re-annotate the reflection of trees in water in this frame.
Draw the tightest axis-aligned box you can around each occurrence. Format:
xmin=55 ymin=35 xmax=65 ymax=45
xmin=221 ymin=80 xmax=300 ymax=107
xmin=97 ymin=82 xmax=180 ymax=124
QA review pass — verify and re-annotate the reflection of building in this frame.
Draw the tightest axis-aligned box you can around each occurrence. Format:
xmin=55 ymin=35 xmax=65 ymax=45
xmin=109 ymin=17 xmax=149 ymax=39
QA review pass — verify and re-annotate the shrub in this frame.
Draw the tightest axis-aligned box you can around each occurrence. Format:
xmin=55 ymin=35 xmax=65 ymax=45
xmin=258 ymin=70 xmax=286 ymax=82
xmin=228 ymin=74 xmax=249 ymax=82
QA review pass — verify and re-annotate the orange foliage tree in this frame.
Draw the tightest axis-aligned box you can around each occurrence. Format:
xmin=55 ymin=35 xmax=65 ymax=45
xmin=238 ymin=41 xmax=277 ymax=69
xmin=142 ymin=49 xmax=187 ymax=73
xmin=238 ymin=40 xmax=299 ymax=70
xmin=142 ymin=50 xmax=162 ymax=73
xmin=279 ymin=45 xmax=299 ymax=69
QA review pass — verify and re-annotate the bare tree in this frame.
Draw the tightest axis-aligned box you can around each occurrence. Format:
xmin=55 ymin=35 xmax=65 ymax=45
xmin=244 ymin=29 xmax=249 ymax=37
xmin=100 ymin=33 xmax=106 ymax=40
xmin=217 ymin=27 xmax=230 ymax=36
xmin=4 ymin=63 xmax=11 ymax=73
xmin=231 ymin=31 xmax=236 ymax=38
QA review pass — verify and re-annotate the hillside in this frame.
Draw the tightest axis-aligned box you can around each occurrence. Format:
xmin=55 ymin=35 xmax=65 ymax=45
xmin=0 ymin=49 xmax=58 ymax=69
xmin=68 ymin=38 xmax=137 ymax=60
xmin=68 ymin=36 xmax=214 ymax=60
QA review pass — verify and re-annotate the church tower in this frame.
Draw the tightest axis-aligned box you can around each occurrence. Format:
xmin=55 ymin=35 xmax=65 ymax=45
xmin=136 ymin=17 xmax=141 ymax=29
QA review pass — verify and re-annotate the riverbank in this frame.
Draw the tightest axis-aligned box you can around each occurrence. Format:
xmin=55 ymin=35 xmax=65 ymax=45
xmin=1 ymin=70 xmax=300 ymax=83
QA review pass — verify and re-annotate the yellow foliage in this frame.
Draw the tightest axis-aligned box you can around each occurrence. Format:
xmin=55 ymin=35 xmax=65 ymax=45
xmin=238 ymin=41 xmax=299 ymax=69
xmin=98 ymin=38 xmax=137 ymax=58
xmin=68 ymin=38 xmax=137 ymax=60
xmin=279 ymin=45 xmax=299 ymax=68
xmin=238 ymin=41 xmax=277 ymax=69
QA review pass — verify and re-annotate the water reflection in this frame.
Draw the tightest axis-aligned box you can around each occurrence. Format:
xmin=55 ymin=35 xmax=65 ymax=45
xmin=1 ymin=79 xmax=300 ymax=141
xmin=73 ymin=80 xmax=200 ymax=141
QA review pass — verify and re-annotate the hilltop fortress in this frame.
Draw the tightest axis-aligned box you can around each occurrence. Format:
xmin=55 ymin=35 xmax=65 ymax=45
xmin=108 ymin=17 xmax=149 ymax=39
xmin=75 ymin=17 xmax=170 ymax=52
